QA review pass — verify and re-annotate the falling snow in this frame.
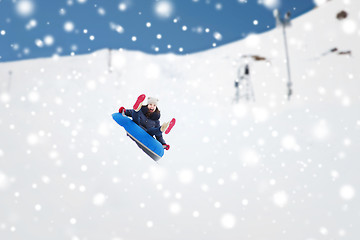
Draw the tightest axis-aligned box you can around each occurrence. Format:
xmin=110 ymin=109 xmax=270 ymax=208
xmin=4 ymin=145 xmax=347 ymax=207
xmin=273 ymin=191 xmax=289 ymax=208
xmin=340 ymin=185 xmax=355 ymax=200
xmin=154 ymin=1 xmax=173 ymax=19
xmin=221 ymin=214 xmax=236 ymax=229
xmin=64 ymin=21 xmax=75 ymax=32
xmin=0 ymin=1 xmax=359 ymax=240
xmin=15 ymin=0 xmax=35 ymax=17
xmin=260 ymin=0 xmax=280 ymax=9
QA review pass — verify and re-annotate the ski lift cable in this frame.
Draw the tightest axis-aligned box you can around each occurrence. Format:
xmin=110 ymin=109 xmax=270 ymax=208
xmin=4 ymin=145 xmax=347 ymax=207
xmin=274 ymin=9 xmax=293 ymax=100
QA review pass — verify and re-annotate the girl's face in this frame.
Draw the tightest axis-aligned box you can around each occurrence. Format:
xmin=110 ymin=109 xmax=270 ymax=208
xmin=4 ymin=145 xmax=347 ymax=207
xmin=148 ymin=104 xmax=156 ymax=113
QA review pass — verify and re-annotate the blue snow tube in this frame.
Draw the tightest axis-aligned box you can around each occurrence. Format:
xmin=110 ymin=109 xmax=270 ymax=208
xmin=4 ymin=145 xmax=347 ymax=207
xmin=112 ymin=113 xmax=164 ymax=160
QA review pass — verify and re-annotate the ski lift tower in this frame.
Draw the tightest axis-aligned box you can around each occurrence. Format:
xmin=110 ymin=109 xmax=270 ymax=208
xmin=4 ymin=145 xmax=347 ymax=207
xmin=6 ymin=70 xmax=12 ymax=92
xmin=274 ymin=10 xmax=293 ymax=100
xmin=234 ymin=62 xmax=255 ymax=103
xmin=108 ymin=48 xmax=113 ymax=73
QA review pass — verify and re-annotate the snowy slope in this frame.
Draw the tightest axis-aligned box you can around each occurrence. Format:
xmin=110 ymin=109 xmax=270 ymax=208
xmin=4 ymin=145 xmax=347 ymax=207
xmin=1 ymin=1 xmax=360 ymax=240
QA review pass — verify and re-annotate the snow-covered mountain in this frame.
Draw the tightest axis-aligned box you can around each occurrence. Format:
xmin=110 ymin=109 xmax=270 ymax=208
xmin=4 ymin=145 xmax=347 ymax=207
xmin=1 ymin=1 xmax=359 ymax=239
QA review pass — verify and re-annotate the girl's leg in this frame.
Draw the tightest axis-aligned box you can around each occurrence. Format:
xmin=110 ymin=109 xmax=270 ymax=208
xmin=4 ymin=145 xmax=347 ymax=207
xmin=147 ymin=127 xmax=166 ymax=145
xmin=147 ymin=127 xmax=162 ymax=137
xmin=131 ymin=111 xmax=141 ymax=125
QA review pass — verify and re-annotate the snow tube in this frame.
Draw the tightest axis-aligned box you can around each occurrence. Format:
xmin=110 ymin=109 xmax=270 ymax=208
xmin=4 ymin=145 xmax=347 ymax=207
xmin=112 ymin=113 xmax=164 ymax=161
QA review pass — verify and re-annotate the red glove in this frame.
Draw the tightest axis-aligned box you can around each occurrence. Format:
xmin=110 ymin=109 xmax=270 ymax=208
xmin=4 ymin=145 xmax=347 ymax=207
xmin=119 ymin=107 xmax=126 ymax=114
xmin=163 ymin=144 xmax=170 ymax=150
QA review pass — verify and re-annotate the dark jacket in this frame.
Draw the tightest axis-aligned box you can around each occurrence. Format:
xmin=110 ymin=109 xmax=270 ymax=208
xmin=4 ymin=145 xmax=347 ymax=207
xmin=125 ymin=106 xmax=166 ymax=145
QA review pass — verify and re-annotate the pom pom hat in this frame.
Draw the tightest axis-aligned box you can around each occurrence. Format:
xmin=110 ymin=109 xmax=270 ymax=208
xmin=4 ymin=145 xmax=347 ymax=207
xmin=147 ymin=97 xmax=159 ymax=106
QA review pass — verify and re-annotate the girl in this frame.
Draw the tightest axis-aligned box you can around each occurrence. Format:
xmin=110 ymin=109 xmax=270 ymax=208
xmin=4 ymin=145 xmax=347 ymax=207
xmin=119 ymin=94 xmax=175 ymax=150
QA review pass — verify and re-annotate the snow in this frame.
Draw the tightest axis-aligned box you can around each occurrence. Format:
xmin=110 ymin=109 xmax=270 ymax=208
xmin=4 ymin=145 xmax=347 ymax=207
xmin=154 ymin=1 xmax=174 ymax=19
xmin=93 ymin=193 xmax=107 ymax=206
xmin=0 ymin=172 xmax=9 ymax=190
xmin=341 ymin=19 xmax=357 ymax=34
xmin=0 ymin=0 xmax=360 ymax=239
xmin=220 ymin=213 xmax=236 ymax=229
xmin=178 ymin=169 xmax=194 ymax=184
xmin=215 ymin=3 xmax=223 ymax=11
xmin=312 ymin=119 xmax=330 ymax=139
xmin=314 ymin=0 xmax=328 ymax=7
xmin=273 ymin=190 xmax=289 ymax=207
xmin=213 ymin=32 xmax=223 ymax=41
xmin=97 ymin=7 xmax=106 ymax=16
xmin=70 ymin=218 xmax=77 ymax=224
xmin=34 ymin=38 xmax=44 ymax=48
xmin=245 ymin=34 xmax=261 ymax=48
xmin=339 ymin=185 xmax=355 ymax=200
xmin=64 ymin=21 xmax=75 ymax=32
xmin=169 ymin=202 xmax=181 ymax=214
xmin=118 ymin=3 xmax=128 ymax=12
xmin=44 ymin=35 xmax=55 ymax=46
xmin=34 ymin=204 xmax=42 ymax=211
xmin=241 ymin=148 xmax=260 ymax=167
xmin=261 ymin=0 xmax=280 ymax=10
xmin=15 ymin=0 xmax=35 ymax=17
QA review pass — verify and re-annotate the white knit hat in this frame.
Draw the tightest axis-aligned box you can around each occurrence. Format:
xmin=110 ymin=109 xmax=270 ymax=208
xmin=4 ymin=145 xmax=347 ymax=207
xmin=147 ymin=97 xmax=159 ymax=106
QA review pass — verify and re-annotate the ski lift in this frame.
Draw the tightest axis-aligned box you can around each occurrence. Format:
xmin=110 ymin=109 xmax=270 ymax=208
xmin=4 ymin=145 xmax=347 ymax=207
xmin=274 ymin=9 xmax=293 ymax=100
xmin=233 ymin=62 xmax=255 ymax=103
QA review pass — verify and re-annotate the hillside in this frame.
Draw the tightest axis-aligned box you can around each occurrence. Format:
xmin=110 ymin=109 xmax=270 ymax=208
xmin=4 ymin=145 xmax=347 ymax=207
xmin=0 ymin=1 xmax=359 ymax=239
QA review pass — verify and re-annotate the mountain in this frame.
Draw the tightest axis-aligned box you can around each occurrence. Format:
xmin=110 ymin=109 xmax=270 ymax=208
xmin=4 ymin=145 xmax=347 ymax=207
xmin=0 ymin=1 xmax=359 ymax=239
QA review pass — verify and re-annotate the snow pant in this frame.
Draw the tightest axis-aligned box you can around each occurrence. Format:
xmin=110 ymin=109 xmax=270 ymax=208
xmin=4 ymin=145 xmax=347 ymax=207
xmin=132 ymin=110 xmax=163 ymax=138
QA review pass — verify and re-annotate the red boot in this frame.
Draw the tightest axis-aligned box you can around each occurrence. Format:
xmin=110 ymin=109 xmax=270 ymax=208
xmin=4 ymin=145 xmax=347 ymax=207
xmin=133 ymin=94 xmax=146 ymax=112
xmin=161 ymin=118 xmax=176 ymax=134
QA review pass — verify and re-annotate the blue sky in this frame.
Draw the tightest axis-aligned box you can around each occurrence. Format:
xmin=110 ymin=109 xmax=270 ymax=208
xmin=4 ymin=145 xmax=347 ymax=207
xmin=0 ymin=0 xmax=316 ymax=62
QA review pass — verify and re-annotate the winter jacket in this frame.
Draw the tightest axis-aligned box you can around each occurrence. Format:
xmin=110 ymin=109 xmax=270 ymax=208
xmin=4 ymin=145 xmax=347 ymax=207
xmin=125 ymin=106 xmax=166 ymax=145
